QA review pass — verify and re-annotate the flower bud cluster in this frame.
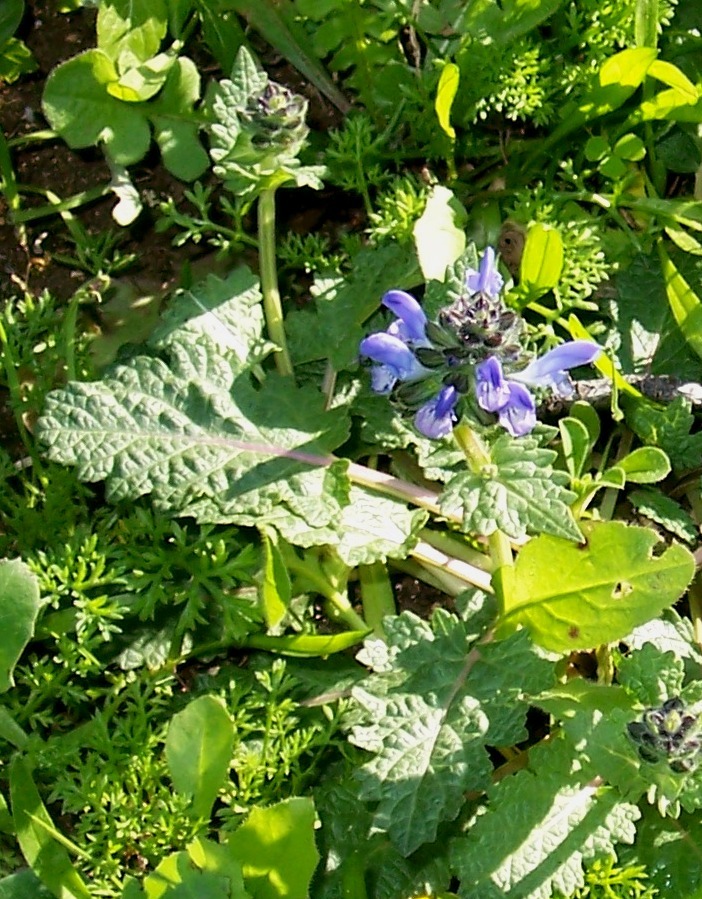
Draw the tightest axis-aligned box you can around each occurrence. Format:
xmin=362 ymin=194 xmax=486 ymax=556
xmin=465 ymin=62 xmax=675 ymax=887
xmin=243 ymin=81 xmax=309 ymax=157
xmin=627 ymin=697 xmax=702 ymax=774
xmin=359 ymin=246 xmax=601 ymax=440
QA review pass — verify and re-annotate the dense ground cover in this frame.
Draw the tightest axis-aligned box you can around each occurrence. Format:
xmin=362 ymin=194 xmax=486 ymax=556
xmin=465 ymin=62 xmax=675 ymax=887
xmin=3 ymin=1 xmax=702 ymax=897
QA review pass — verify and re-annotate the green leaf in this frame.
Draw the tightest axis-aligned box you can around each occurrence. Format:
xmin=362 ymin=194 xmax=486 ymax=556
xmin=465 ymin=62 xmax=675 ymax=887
xmin=41 ymin=49 xmax=151 ymax=165
xmin=617 ymin=643 xmax=684 ymax=706
xmin=413 ymin=185 xmax=467 ymax=282
xmin=0 ymin=871 xmax=53 ymax=899
xmin=628 ymin=488 xmax=698 ymax=544
xmin=143 ymin=851 xmax=231 ymax=899
xmin=647 ymin=59 xmax=698 ymax=103
xmin=614 ymin=252 xmax=700 ymax=378
xmin=613 ymin=132 xmax=646 ymax=161
xmin=195 ymin=0 xmax=246 ymax=74
xmin=435 ymin=62 xmax=459 ymax=139
xmin=227 ymin=0 xmax=350 ymax=112
xmin=349 ymin=610 xmax=552 ymax=854
xmin=519 ymin=222 xmax=564 ymax=296
xmin=0 ymin=0 xmax=22 ymax=49
xmin=461 ymin=0 xmax=564 ymax=46
xmin=0 ymin=36 xmax=37 ymax=84
xmin=9 ymin=756 xmax=91 ymax=899
xmin=226 ymin=797 xmax=319 ymax=899
xmin=451 ymin=739 xmax=640 ymax=898
xmin=659 ymin=243 xmax=702 ymax=361
xmin=616 ymin=445 xmax=671 ymax=483
xmin=186 ymin=837 xmax=247 ymax=895
xmin=625 ymin=395 xmax=702 ymax=473
xmin=36 ymin=270 xmax=352 ymax=538
xmin=500 ymin=520 xmax=696 ymax=652
xmin=439 ymin=434 xmax=582 ymax=541
xmin=0 ymin=559 xmax=41 ymax=692
xmin=97 ymin=0 xmax=168 ymax=70
xmin=632 ymin=808 xmax=702 ymax=897
xmin=165 ymin=695 xmax=234 ymax=818
xmin=559 ymin=416 xmax=592 ymax=480
xmin=259 ymin=527 xmax=291 ymax=628
xmin=150 ymin=56 xmax=209 ymax=180
xmin=108 ymin=49 xmax=175 ymax=102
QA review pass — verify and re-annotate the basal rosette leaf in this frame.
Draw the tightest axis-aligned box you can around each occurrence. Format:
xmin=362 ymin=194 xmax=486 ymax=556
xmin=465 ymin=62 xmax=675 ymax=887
xmin=439 ymin=434 xmax=581 ymax=541
xmin=500 ymin=520 xmax=696 ymax=652
xmin=37 ymin=357 xmax=351 ymax=530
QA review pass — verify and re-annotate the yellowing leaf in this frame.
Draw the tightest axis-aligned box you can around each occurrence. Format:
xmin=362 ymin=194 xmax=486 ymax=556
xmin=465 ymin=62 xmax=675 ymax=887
xmin=520 ymin=223 xmax=563 ymax=296
xmin=435 ymin=62 xmax=459 ymax=139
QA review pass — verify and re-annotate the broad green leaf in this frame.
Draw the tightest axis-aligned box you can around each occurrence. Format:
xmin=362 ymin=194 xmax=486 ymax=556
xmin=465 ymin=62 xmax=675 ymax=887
xmin=165 ymin=695 xmax=234 ymax=818
xmin=451 ymin=739 xmax=640 ymax=899
xmin=0 ymin=790 xmax=12 ymax=834
xmin=629 ymin=488 xmax=698 ymax=544
xmin=500 ymin=520 xmax=695 ymax=652
xmin=97 ymin=0 xmax=168 ymax=70
xmin=439 ymin=434 xmax=582 ymax=541
xmin=0 ymin=0 xmax=22 ymax=48
xmin=616 ymin=445 xmax=670 ymax=483
xmin=245 ymin=630 xmax=368 ymax=656
xmin=0 ymin=708 xmax=28 ymax=749
xmin=559 ymin=416 xmax=591 ymax=480
xmin=0 ymin=871 xmax=53 ymax=899
xmin=108 ymin=48 xmax=176 ymax=101
xmin=519 ymin=222 xmax=563 ymax=296
xmin=659 ymin=244 xmax=702 ymax=361
xmin=413 ymin=185 xmax=467 ymax=282
xmin=0 ymin=560 xmax=40 ymax=692
xmin=150 ymin=56 xmax=209 ymax=181
xmin=187 ymin=838 xmax=247 ymax=894
xmin=461 ymin=0 xmax=564 ymax=46
xmin=584 ymin=135 xmax=609 ymax=161
xmin=0 ymin=36 xmax=37 ymax=84
xmin=350 ymin=611 xmax=552 ymax=854
xmin=638 ymin=87 xmax=701 ymax=121
xmin=9 ymin=756 xmax=91 ymax=899
xmin=435 ymin=62 xmax=459 ymax=139
xmin=259 ymin=528 xmax=291 ymax=628
xmin=226 ymin=797 xmax=319 ymax=899
xmin=143 ymin=850 xmax=230 ymax=899
xmin=635 ymin=0 xmax=657 ymax=48
xmin=41 ymin=49 xmax=151 ymax=165
xmin=617 ymin=643 xmax=684 ymax=706
xmin=634 ymin=808 xmax=702 ymax=897
xmin=36 ymin=270 xmax=352 ymax=539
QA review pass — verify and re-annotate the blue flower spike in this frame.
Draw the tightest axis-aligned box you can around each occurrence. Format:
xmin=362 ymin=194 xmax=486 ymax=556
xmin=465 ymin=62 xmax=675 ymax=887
xmin=382 ymin=289 xmax=428 ymax=343
xmin=512 ymin=340 xmax=601 ymax=397
xmin=476 ymin=339 xmax=601 ymax=437
xmin=465 ymin=246 xmax=504 ymax=299
xmin=359 ymin=332 xmax=426 ymax=395
xmin=415 ymin=385 xmax=459 ymax=439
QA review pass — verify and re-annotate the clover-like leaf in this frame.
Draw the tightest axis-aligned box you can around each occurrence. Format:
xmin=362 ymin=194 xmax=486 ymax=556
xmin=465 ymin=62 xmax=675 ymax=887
xmin=439 ymin=434 xmax=582 ymax=541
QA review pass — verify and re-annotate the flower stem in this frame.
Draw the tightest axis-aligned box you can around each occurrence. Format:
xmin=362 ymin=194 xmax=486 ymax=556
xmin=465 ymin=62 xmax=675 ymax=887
xmin=358 ymin=561 xmax=396 ymax=636
xmin=452 ymin=424 xmax=514 ymax=616
xmin=258 ymin=187 xmax=294 ymax=378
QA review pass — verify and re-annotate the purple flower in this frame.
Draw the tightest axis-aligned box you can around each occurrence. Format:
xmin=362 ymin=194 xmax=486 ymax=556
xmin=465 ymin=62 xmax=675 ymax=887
xmin=415 ymin=385 xmax=459 ymax=439
xmin=466 ymin=247 xmax=504 ymax=299
xmin=475 ymin=340 xmax=600 ymax=437
xmin=511 ymin=340 xmax=601 ymax=397
xmin=360 ymin=332 xmax=427 ymax=395
xmin=382 ymin=289 xmax=428 ymax=343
